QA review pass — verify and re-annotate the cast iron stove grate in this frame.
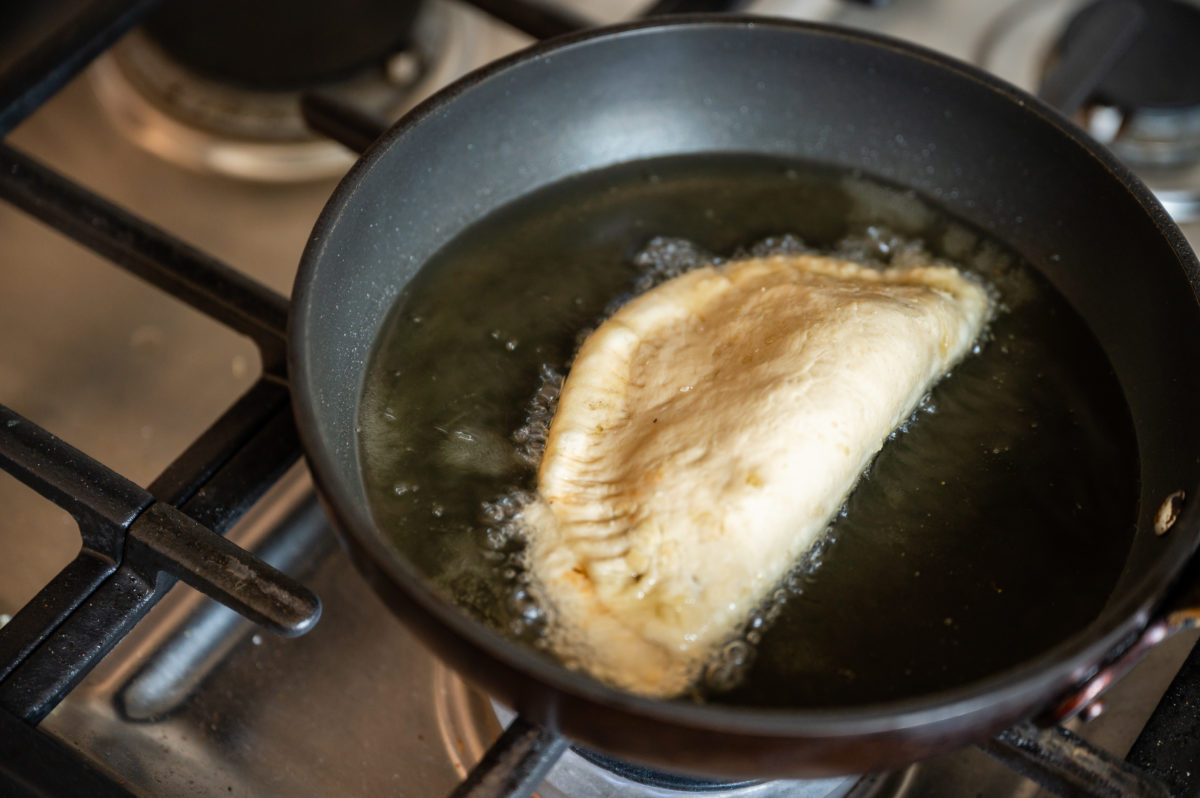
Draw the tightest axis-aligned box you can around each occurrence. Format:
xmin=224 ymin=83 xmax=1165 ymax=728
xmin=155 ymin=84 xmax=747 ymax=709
xmin=0 ymin=2 xmax=1197 ymax=797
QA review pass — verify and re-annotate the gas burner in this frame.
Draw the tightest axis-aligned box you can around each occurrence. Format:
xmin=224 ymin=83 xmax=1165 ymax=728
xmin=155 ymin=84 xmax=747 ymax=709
xmin=432 ymin=661 xmax=871 ymax=798
xmin=87 ymin=2 xmax=485 ymax=181
xmin=1057 ymin=0 xmax=1200 ymax=170
xmin=975 ymin=0 xmax=1200 ymax=222
xmin=570 ymin=748 xmax=761 ymax=792
xmin=1059 ymin=0 xmax=1200 ymax=114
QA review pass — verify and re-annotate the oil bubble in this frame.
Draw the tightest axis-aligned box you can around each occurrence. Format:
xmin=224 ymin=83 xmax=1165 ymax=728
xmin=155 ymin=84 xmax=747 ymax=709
xmin=704 ymin=640 xmax=755 ymax=692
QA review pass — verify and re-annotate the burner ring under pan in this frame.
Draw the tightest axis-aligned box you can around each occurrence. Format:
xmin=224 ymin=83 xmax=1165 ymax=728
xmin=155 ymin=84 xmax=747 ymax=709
xmin=1057 ymin=0 xmax=1200 ymax=112
xmin=975 ymin=0 xmax=1200 ymax=221
xmin=1055 ymin=0 xmax=1200 ymax=171
xmin=86 ymin=2 xmax=482 ymax=181
xmin=570 ymin=746 xmax=761 ymax=792
xmin=431 ymin=660 xmax=865 ymax=797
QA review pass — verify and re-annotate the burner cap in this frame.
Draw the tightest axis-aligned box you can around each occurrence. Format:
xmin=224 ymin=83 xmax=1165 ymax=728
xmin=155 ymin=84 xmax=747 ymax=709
xmin=1059 ymin=0 xmax=1200 ymax=110
xmin=142 ymin=0 xmax=423 ymax=91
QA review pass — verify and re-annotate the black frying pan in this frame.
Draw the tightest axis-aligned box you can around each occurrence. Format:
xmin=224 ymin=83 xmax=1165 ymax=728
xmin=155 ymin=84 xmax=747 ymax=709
xmin=289 ymin=17 xmax=1200 ymax=777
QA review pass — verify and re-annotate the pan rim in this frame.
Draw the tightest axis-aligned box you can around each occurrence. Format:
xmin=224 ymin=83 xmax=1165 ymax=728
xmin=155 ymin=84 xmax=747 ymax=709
xmin=290 ymin=13 xmax=1200 ymax=741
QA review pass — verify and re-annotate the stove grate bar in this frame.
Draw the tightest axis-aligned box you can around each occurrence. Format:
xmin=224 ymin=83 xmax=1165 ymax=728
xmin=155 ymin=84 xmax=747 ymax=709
xmin=0 ymin=143 xmax=290 ymax=379
xmin=0 ymin=694 xmax=137 ymax=797
xmin=640 ymin=0 xmax=753 ymax=15
xmin=979 ymin=720 xmax=1170 ymax=798
xmin=456 ymin=0 xmax=593 ymax=40
xmin=0 ymin=404 xmax=153 ymax=560
xmin=300 ymin=90 xmax=388 ymax=156
xmin=0 ymin=558 xmax=161 ymax=724
xmin=1127 ymin=637 xmax=1200 ymax=797
xmin=455 ymin=0 xmax=750 ymax=41
xmin=0 ymin=0 xmax=161 ymax=136
xmin=0 ymin=555 xmax=117 ymax=687
xmin=148 ymin=379 xmax=294 ymax=515
xmin=449 ymin=715 xmax=568 ymax=798
xmin=0 ymin=403 xmax=154 ymax=684
xmin=0 ymin=379 xmax=316 ymax=724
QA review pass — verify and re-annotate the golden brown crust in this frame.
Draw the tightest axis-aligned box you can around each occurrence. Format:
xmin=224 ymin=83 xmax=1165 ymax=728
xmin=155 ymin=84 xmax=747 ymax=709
xmin=522 ymin=253 xmax=992 ymax=697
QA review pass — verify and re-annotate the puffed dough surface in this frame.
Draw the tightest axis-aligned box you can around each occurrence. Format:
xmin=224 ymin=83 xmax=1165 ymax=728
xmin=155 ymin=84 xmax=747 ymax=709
xmin=521 ymin=253 xmax=991 ymax=697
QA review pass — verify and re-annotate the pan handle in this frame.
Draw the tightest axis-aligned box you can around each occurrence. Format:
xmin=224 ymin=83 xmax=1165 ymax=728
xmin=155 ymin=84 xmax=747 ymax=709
xmin=448 ymin=715 xmax=568 ymax=798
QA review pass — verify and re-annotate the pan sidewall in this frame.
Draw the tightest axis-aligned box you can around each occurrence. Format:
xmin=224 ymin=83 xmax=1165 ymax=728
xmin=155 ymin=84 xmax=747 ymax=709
xmin=290 ymin=15 xmax=1200 ymax=775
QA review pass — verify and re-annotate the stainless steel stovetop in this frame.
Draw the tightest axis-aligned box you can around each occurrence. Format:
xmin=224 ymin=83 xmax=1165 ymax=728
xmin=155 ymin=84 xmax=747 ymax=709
xmin=2 ymin=1 xmax=1197 ymax=796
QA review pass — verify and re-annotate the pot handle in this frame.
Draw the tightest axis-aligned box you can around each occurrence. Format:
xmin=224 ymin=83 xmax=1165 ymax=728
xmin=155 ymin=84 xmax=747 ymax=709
xmin=448 ymin=715 xmax=568 ymax=798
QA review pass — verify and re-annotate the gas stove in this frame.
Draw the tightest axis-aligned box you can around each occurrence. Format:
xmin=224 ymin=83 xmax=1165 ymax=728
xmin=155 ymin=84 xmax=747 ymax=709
xmin=3 ymin=2 xmax=1200 ymax=797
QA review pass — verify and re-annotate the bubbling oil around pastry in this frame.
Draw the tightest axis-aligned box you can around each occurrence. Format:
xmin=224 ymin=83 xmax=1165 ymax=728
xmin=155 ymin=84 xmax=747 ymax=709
xmin=358 ymin=155 xmax=1138 ymax=707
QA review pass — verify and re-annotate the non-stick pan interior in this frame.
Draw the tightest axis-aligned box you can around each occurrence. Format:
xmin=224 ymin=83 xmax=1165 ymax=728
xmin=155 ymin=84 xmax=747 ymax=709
xmin=293 ymin=17 xmax=1200 ymax=742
